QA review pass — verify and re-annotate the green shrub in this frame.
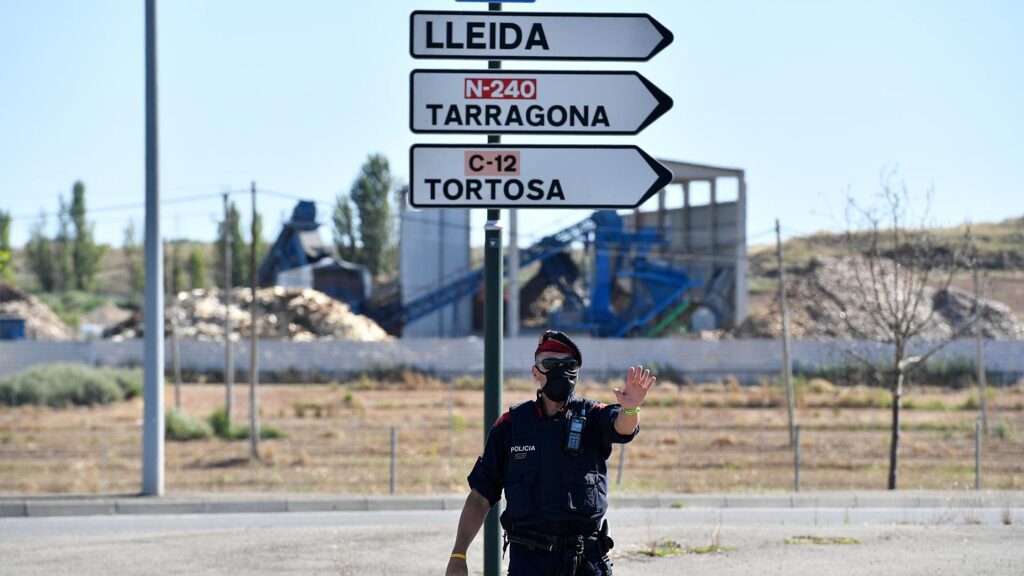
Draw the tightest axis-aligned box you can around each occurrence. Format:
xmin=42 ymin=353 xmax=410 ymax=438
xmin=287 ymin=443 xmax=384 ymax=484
xmin=958 ymin=395 xmax=981 ymax=411
xmin=166 ymin=408 xmax=213 ymax=441
xmin=225 ymin=424 xmax=285 ymax=440
xmin=450 ymin=412 xmax=468 ymax=432
xmin=0 ymin=364 xmax=141 ymax=408
xmin=101 ymin=367 xmax=143 ymax=399
xmin=207 ymin=407 xmax=284 ymax=440
xmin=994 ymin=420 xmax=1016 ymax=441
xmin=208 ymin=407 xmax=232 ymax=438
xmin=452 ymin=374 xmax=483 ymax=391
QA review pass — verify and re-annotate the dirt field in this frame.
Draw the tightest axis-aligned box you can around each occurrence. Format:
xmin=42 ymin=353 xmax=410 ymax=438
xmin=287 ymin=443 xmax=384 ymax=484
xmin=1 ymin=379 xmax=1022 ymax=495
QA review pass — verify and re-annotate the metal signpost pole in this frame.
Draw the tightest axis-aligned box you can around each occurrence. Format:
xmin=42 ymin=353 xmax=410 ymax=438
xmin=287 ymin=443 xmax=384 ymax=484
xmin=776 ymin=220 xmax=796 ymax=446
xmin=142 ymin=0 xmax=164 ymax=496
xmin=483 ymin=5 xmax=503 ymax=575
xmin=223 ymin=193 xmax=234 ymax=424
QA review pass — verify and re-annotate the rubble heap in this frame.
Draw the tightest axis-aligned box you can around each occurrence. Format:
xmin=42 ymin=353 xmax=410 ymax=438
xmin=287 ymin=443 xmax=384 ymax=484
xmin=737 ymin=257 xmax=1024 ymax=340
xmin=0 ymin=283 xmax=74 ymax=340
xmin=106 ymin=287 xmax=391 ymax=342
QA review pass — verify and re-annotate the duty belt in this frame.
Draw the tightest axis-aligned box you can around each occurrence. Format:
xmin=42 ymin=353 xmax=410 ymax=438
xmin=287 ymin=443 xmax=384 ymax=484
xmin=502 ymin=520 xmax=614 ymax=556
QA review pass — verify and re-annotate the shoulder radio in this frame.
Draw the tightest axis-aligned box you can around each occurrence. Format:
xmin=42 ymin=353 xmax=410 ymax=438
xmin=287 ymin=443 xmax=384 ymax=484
xmin=564 ymin=403 xmax=587 ymax=456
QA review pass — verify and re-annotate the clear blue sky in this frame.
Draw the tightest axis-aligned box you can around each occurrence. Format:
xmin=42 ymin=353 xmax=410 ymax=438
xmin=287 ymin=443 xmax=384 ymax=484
xmin=1 ymin=0 xmax=1022 ymax=248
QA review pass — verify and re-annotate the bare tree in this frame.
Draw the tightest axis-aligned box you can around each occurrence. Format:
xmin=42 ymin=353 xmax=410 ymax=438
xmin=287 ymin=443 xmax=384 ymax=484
xmin=827 ymin=170 xmax=971 ymax=490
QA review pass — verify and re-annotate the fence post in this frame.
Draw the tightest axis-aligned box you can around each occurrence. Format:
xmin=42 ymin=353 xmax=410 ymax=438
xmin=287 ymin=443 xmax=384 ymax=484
xmin=390 ymin=425 xmax=398 ymax=495
xmin=974 ymin=420 xmax=981 ymax=490
xmin=794 ymin=425 xmax=801 ymax=492
xmin=616 ymin=444 xmax=626 ymax=486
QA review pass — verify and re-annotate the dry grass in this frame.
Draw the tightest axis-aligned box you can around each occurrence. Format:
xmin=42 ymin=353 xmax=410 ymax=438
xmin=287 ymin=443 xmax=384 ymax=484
xmin=0 ymin=380 xmax=1022 ymax=495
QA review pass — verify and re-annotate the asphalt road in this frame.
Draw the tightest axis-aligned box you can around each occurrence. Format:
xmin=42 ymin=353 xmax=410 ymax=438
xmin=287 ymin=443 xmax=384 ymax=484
xmin=2 ymin=508 xmax=1022 ymax=575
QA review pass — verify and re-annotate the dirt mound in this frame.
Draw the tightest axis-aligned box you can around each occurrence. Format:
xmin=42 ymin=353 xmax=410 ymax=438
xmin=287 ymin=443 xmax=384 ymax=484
xmin=106 ymin=287 xmax=391 ymax=342
xmin=80 ymin=300 xmax=134 ymax=328
xmin=0 ymin=283 xmax=74 ymax=340
xmin=737 ymin=257 xmax=1024 ymax=340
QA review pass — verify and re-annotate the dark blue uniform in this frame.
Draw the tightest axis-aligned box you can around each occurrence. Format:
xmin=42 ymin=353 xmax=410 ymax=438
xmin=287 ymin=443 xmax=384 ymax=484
xmin=468 ymin=397 xmax=638 ymax=575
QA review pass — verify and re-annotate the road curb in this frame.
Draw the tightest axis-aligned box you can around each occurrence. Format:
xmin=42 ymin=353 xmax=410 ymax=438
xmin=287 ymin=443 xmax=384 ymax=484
xmin=2 ymin=491 xmax=1022 ymax=519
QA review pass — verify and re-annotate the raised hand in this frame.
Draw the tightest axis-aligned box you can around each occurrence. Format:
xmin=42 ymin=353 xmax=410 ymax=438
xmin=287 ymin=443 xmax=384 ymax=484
xmin=613 ymin=365 xmax=656 ymax=410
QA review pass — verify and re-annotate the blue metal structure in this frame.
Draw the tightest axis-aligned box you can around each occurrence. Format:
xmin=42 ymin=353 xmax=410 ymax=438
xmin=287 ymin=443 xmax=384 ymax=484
xmin=375 ymin=210 xmax=703 ymax=337
xmin=0 ymin=316 xmax=26 ymax=340
xmin=258 ymin=201 xmax=373 ymax=309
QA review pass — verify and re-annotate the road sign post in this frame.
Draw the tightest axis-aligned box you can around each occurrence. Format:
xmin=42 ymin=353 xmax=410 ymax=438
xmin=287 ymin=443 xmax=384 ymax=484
xmin=410 ymin=11 xmax=672 ymax=61
xmin=410 ymin=70 xmax=672 ymax=135
xmin=483 ymin=7 xmax=502 ymax=576
xmin=409 ymin=144 xmax=672 ymax=209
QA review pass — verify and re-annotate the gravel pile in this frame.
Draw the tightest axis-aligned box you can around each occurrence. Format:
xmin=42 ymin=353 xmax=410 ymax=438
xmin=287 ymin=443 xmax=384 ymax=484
xmin=105 ymin=287 xmax=391 ymax=342
xmin=737 ymin=256 xmax=1024 ymax=340
xmin=0 ymin=283 xmax=74 ymax=340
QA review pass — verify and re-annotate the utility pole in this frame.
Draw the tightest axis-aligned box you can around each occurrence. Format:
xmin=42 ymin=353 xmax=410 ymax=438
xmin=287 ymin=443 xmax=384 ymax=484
xmin=973 ymin=258 xmax=989 ymax=435
xmin=776 ymin=219 xmax=796 ymax=446
xmin=170 ymin=218 xmax=182 ymax=410
xmin=483 ymin=5 xmax=503 ymax=576
xmin=249 ymin=181 xmax=260 ymax=459
xmin=171 ymin=309 xmax=181 ymax=409
xmin=141 ymin=0 xmax=164 ymax=496
xmin=222 ymin=193 xmax=234 ymax=425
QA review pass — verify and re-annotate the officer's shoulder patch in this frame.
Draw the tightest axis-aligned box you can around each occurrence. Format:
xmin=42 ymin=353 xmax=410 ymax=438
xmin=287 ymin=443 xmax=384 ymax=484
xmin=492 ymin=412 xmax=511 ymax=428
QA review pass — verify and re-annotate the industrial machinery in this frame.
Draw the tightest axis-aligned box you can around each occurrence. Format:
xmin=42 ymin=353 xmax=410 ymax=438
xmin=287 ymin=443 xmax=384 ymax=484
xmin=369 ymin=210 xmax=733 ymax=337
xmin=257 ymin=201 xmax=373 ymax=311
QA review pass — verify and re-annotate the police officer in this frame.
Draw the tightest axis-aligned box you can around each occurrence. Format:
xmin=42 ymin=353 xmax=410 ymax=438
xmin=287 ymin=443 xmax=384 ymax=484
xmin=445 ymin=330 xmax=655 ymax=576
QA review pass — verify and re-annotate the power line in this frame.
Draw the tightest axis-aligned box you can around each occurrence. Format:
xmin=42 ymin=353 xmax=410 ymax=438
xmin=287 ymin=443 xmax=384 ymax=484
xmin=5 ymin=190 xmax=247 ymax=222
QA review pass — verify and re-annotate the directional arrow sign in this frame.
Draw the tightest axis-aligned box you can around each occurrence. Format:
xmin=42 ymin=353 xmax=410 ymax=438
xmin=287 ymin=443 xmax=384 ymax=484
xmin=410 ymin=70 xmax=673 ymax=135
xmin=410 ymin=11 xmax=673 ymax=61
xmin=409 ymin=144 xmax=673 ymax=209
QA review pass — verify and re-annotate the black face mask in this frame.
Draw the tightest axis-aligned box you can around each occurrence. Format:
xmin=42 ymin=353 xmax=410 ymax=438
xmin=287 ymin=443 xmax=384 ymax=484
xmin=540 ymin=367 xmax=578 ymax=403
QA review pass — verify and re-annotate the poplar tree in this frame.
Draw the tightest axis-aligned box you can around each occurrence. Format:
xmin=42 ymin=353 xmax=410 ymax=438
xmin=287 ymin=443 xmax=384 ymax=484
xmin=348 ymin=154 xmax=395 ymax=276
xmin=69 ymin=181 xmax=104 ymax=291
xmin=0 ymin=210 xmax=14 ymax=284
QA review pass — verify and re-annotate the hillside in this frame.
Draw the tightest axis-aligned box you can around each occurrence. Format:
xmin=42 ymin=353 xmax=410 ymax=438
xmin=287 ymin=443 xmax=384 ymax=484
xmin=747 ymin=215 xmax=1024 ymax=321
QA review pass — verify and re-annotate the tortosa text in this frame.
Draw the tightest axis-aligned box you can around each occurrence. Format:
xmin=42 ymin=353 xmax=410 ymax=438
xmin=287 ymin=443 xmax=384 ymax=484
xmin=423 ymin=178 xmax=565 ymax=202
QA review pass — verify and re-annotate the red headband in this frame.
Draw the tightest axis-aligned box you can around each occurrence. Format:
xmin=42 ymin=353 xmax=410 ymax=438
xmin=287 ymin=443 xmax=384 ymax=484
xmin=535 ymin=339 xmax=574 ymax=357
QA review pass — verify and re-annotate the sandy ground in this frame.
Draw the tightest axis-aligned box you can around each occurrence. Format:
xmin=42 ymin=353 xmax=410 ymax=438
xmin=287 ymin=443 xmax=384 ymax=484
xmin=2 ymin=384 xmax=1022 ymax=496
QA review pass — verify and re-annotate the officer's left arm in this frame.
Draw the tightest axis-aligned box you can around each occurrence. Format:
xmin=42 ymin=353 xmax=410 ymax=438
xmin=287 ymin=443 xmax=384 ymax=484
xmin=612 ymin=365 xmax=656 ymax=436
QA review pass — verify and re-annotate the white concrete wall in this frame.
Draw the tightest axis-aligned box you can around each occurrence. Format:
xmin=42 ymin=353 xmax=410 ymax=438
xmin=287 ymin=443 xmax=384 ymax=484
xmin=2 ymin=339 xmax=1022 ymax=381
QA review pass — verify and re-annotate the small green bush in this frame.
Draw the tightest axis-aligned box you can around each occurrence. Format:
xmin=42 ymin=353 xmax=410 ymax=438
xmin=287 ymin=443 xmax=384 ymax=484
xmin=166 ymin=408 xmax=213 ymax=441
xmin=959 ymin=395 xmax=981 ymax=411
xmin=0 ymin=364 xmax=140 ymax=408
xmin=208 ymin=407 xmax=233 ymax=438
xmin=207 ymin=407 xmax=284 ymax=440
xmin=225 ymin=424 xmax=285 ymax=440
xmin=452 ymin=374 xmax=483 ymax=391
xmin=100 ymin=367 xmax=143 ymax=399
xmin=450 ymin=412 xmax=468 ymax=432
xmin=994 ymin=420 xmax=1016 ymax=441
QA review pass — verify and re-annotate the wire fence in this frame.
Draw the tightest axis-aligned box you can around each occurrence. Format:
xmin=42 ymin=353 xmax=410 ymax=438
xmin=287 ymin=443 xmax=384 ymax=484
xmin=1 ymin=381 xmax=1020 ymax=495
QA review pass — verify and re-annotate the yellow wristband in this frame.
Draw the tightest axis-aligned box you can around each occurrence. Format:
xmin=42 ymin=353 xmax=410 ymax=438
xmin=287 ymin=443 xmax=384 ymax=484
xmin=623 ymin=407 xmax=641 ymax=415
xmin=450 ymin=553 xmax=467 ymax=561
